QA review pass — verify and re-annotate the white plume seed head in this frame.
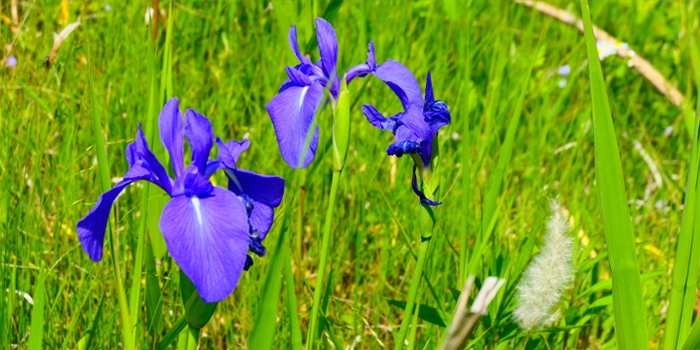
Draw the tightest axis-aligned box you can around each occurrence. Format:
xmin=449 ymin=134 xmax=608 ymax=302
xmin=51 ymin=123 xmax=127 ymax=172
xmin=513 ymin=198 xmax=575 ymax=331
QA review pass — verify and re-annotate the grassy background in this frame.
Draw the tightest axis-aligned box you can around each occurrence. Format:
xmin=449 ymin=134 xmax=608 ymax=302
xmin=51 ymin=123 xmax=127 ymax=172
xmin=1 ymin=0 xmax=698 ymax=348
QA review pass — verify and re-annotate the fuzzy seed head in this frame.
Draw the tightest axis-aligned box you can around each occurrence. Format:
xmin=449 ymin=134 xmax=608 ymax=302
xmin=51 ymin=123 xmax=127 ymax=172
xmin=513 ymin=198 xmax=575 ymax=331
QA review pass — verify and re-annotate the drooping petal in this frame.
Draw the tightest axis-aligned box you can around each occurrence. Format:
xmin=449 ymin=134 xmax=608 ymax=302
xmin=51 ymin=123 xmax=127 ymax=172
xmin=266 ymin=81 xmax=324 ymax=168
xmin=315 ymin=18 xmax=338 ymax=85
xmin=77 ymin=162 xmax=166 ymax=262
xmin=224 ymin=168 xmax=284 ymax=239
xmin=362 ymin=104 xmax=396 ymax=131
xmin=288 ymin=25 xmax=312 ymax=66
xmin=216 ymin=137 xmax=250 ymax=169
xmin=159 ymin=187 xmax=250 ymax=303
xmin=411 ymin=165 xmax=441 ymax=206
xmin=397 ymin=105 xmax=432 ymax=141
xmin=158 ymin=97 xmax=185 ymax=178
xmin=347 ymin=41 xmax=376 ymax=84
xmin=185 ymin=109 xmax=214 ymax=176
xmin=372 ymin=60 xmax=424 ymax=111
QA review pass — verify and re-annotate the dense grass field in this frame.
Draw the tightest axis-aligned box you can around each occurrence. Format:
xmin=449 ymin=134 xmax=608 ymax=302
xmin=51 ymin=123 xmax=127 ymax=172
xmin=2 ymin=0 xmax=700 ymax=349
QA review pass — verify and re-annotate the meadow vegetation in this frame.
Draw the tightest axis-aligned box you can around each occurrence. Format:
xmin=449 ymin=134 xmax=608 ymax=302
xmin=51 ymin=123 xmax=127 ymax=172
xmin=2 ymin=0 xmax=700 ymax=349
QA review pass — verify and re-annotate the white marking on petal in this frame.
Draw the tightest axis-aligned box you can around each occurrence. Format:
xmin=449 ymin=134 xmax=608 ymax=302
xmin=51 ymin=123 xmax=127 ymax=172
xmin=298 ymin=86 xmax=309 ymax=117
xmin=191 ymin=196 xmax=204 ymax=228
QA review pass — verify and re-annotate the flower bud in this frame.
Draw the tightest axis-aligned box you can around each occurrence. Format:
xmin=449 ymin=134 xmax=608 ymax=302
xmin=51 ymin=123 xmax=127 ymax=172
xmin=180 ymin=269 xmax=218 ymax=329
xmin=332 ymin=77 xmax=351 ymax=172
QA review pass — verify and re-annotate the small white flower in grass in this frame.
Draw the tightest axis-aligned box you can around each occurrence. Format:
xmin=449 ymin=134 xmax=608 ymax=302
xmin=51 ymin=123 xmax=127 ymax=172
xmin=556 ymin=64 xmax=569 ymax=88
xmin=558 ymin=64 xmax=570 ymax=78
xmin=665 ymin=125 xmax=674 ymax=137
xmin=596 ymin=40 xmax=618 ymax=61
xmin=513 ymin=198 xmax=575 ymax=331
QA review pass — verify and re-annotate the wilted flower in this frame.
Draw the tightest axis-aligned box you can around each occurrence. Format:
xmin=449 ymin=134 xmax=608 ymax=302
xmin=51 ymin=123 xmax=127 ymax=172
xmin=48 ymin=18 xmax=81 ymax=66
xmin=267 ymin=18 xmax=364 ymax=169
xmin=513 ymin=198 xmax=574 ymax=331
xmin=77 ymin=98 xmax=285 ymax=302
xmin=354 ymin=44 xmax=450 ymax=204
xmin=439 ymin=275 xmax=505 ymax=350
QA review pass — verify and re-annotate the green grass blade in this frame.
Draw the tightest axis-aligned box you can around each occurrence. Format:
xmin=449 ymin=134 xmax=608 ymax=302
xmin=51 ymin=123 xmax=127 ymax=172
xmin=26 ymin=268 xmax=45 ymax=350
xmin=682 ymin=316 xmax=700 ymax=350
xmin=248 ymin=225 xmax=286 ymax=350
xmin=154 ymin=315 xmax=188 ymax=350
xmin=86 ymin=21 xmax=135 ymax=350
xmin=674 ymin=34 xmax=700 ymax=350
xmin=580 ymin=1 xmax=649 ymax=348
xmin=144 ymin=241 xmax=163 ymax=335
xmin=284 ymin=243 xmax=303 ymax=350
xmin=459 ymin=2 xmax=472 ymax=288
xmin=128 ymin=24 xmax=159 ymax=343
xmin=479 ymin=26 xmax=542 ymax=248
xmin=80 ymin=290 xmax=107 ymax=350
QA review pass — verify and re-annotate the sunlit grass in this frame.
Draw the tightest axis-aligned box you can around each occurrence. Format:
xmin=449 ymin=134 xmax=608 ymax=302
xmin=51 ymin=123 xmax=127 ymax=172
xmin=1 ymin=0 xmax=699 ymax=349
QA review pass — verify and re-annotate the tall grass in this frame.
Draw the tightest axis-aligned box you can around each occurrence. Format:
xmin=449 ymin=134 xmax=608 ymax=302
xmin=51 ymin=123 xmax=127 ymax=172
xmin=580 ymin=0 xmax=648 ymax=348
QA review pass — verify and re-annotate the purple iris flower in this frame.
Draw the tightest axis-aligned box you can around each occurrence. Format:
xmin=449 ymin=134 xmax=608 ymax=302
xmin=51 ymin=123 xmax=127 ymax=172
xmin=267 ymin=18 xmax=364 ymax=169
xmin=353 ymin=43 xmax=451 ymax=205
xmin=77 ymin=98 xmax=285 ymax=303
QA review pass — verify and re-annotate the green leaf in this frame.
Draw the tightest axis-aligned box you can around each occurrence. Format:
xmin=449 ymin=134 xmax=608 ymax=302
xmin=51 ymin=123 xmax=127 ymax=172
xmin=666 ymin=31 xmax=700 ymax=350
xmin=248 ymin=227 xmax=286 ymax=349
xmin=387 ymin=299 xmax=446 ymax=327
xmin=154 ymin=315 xmax=188 ymax=350
xmin=682 ymin=314 xmax=700 ymax=350
xmin=580 ymin=1 xmax=649 ymax=348
xmin=80 ymin=290 xmax=106 ymax=350
xmin=27 ymin=269 xmax=46 ymax=350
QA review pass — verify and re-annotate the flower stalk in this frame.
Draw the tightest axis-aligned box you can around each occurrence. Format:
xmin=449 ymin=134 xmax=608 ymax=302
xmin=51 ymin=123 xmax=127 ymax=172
xmin=394 ymin=142 xmax=440 ymax=350
xmin=306 ymin=81 xmax=350 ymax=348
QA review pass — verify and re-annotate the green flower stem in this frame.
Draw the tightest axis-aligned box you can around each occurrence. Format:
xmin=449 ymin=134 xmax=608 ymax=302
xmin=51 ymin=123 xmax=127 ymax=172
xmin=394 ymin=234 xmax=431 ymax=350
xmin=306 ymin=170 xmax=342 ymax=349
xmin=86 ymin=26 xmax=134 ymax=350
xmin=395 ymin=201 xmax=436 ymax=350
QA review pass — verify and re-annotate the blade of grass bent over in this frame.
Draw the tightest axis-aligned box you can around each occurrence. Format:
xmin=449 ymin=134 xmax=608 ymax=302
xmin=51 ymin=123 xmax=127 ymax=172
xmin=580 ymin=1 xmax=649 ymax=348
